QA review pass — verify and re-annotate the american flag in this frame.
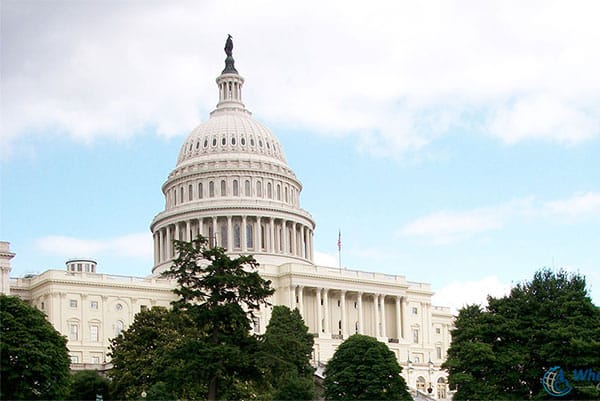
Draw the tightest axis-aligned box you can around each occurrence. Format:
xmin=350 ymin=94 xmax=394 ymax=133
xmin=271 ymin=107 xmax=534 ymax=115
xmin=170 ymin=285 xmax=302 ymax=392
xmin=337 ymin=230 xmax=342 ymax=251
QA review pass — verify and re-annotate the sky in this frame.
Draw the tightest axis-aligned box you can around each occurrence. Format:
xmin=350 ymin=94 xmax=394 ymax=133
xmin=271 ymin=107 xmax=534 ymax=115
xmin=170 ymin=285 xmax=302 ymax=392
xmin=1 ymin=0 xmax=599 ymax=312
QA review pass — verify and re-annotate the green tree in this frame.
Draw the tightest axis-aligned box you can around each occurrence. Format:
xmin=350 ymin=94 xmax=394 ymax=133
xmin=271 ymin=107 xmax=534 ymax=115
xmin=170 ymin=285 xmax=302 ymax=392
xmin=108 ymin=307 xmax=189 ymax=400
xmin=258 ymin=305 xmax=315 ymax=400
xmin=0 ymin=294 xmax=71 ymax=400
xmin=443 ymin=269 xmax=600 ymax=400
xmin=69 ymin=370 xmax=110 ymax=401
xmin=324 ymin=334 xmax=412 ymax=401
xmin=163 ymin=236 xmax=275 ymax=401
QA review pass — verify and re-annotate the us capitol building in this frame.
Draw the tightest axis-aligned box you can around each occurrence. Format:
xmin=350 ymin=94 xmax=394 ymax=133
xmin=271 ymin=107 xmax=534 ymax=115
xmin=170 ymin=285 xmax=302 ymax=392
xmin=1 ymin=38 xmax=453 ymax=399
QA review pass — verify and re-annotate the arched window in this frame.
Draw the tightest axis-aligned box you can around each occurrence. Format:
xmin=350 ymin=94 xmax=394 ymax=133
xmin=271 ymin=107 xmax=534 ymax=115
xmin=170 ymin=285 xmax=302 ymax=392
xmin=188 ymin=184 xmax=193 ymax=201
xmin=233 ymin=180 xmax=239 ymax=196
xmin=245 ymin=180 xmax=251 ymax=196
xmin=198 ymin=182 xmax=203 ymax=199
xmin=173 ymin=189 xmax=177 ymax=206
xmin=234 ymin=224 xmax=241 ymax=249
xmin=260 ymin=223 xmax=266 ymax=250
xmin=285 ymin=186 xmax=289 ymax=203
xmin=180 ymin=187 xmax=184 ymax=203
xmin=416 ymin=377 xmax=426 ymax=391
xmin=246 ymin=223 xmax=253 ymax=248
xmin=267 ymin=182 xmax=272 ymax=199
xmin=257 ymin=181 xmax=262 ymax=197
xmin=209 ymin=181 xmax=215 ymax=197
xmin=220 ymin=180 xmax=226 ymax=196
xmin=220 ymin=224 xmax=228 ymax=249
xmin=114 ymin=320 xmax=124 ymax=337
xmin=276 ymin=184 xmax=281 ymax=200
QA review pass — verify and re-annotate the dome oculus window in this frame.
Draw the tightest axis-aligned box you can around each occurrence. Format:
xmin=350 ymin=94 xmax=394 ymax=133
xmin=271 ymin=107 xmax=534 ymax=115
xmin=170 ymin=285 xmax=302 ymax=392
xmin=250 ymin=138 xmax=255 ymax=146
xmin=212 ymin=138 xmax=217 ymax=147
xmin=221 ymin=137 xmax=226 ymax=146
xmin=259 ymin=140 xmax=263 ymax=147
xmin=241 ymin=138 xmax=246 ymax=145
xmin=204 ymin=139 xmax=208 ymax=148
xmin=231 ymin=137 xmax=236 ymax=145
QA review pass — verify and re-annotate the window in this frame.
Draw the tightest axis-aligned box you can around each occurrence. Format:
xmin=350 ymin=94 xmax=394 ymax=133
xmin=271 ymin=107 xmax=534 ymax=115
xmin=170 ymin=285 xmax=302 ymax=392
xmin=209 ymin=181 xmax=215 ymax=197
xmin=70 ymin=299 xmax=78 ymax=308
xmin=244 ymin=180 xmax=250 ymax=196
xmin=436 ymin=346 xmax=442 ymax=359
xmin=234 ymin=224 xmax=241 ymax=249
xmin=91 ymin=356 xmax=100 ymax=364
xmin=90 ymin=325 xmax=99 ymax=342
xmin=140 ymin=305 xmax=148 ymax=312
xmin=188 ymin=184 xmax=193 ymax=201
xmin=180 ymin=186 xmax=184 ymax=203
xmin=198 ymin=182 xmax=203 ymax=199
xmin=221 ymin=224 xmax=228 ymax=248
xmin=285 ymin=186 xmax=288 ymax=202
xmin=436 ymin=327 xmax=441 ymax=334
xmin=233 ymin=180 xmax=239 ymax=196
xmin=220 ymin=180 xmax=226 ymax=196
xmin=276 ymin=184 xmax=281 ymax=200
xmin=412 ymin=328 xmax=419 ymax=343
xmin=77 ymin=263 xmax=82 ymax=271
xmin=412 ymin=307 xmax=418 ymax=315
xmin=256 ymin=181 xmax=262 ymax=197
xmin=90 ymin=301 xmax=98 ymax=309
xmin=114 ymin=320 xmax=124 ymax=337
xmin=246 ymin=223 xmax=253 ymax=248
xmin=115 ymin=303 xmax=123 ymax=311
xmin=267 ymin=182 xmax=272 ymax=198
xmin=71 ymin=355 xmax=79 ymax=364
xmin=70 ymin=324 xmax=79 ymax=341
xmin=40 ymin=302 xmax=45 ymax=309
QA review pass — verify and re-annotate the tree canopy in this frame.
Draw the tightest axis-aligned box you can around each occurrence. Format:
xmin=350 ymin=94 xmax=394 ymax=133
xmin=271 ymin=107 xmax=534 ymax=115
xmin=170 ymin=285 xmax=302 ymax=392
xmin=109 ymin=236 xmax=275 ymax=401
xmin=258 ymin=305 xmax=315 ymax=400
xmin=0 ymin=294 xmax=71 ymax=400
xmin=324 ymin=334 xmax=412 ymax=401
xmin=443 ymin=269 xmax=600 ymax=400
xmin=69 ymin=370 xmax=111 ymax=401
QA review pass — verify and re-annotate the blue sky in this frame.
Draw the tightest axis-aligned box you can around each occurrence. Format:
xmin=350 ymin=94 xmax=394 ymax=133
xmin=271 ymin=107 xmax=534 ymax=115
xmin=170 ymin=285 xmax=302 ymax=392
xmin=2 ymin=0 xmax=599 ymax=310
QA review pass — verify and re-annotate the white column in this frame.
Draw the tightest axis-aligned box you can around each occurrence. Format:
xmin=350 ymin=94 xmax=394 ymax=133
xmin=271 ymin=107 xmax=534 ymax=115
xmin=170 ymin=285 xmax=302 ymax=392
xmin=242 ymin=215 xmax=247 ymax=252
xmin=174 ymin=223 xmax=180 ymax=241
xmin=198 ymin=218 xmax=204 ymax=238
xmin=401 ymin=296 xmax=408 ymax=340
xmin=158 ymin=229 xmax=163 ymax=262
xmin=297 ymin=286 xmax=304 ymax=317
xmin=358 ymin=292 xmax=364 ymax=334
xmin=292 ymin=222 xmax=297 ymax=256
xmin=340 ymin=290 xmax=347 ymax=338
xmin=227 ymin=216 xmax=233 ymax=252
xmin=375 ymin=294 xmax=381 ymax=337
xmin=396 ymin=296 xmax=402 ymax=339
xmin=310 ymin=230 xmax=314 ymax=260
xmin=186 ymin=220 xmax=191 ymax=241
xmin=300 ymin=226 xmax=306 ymax=258
xmin=323 ymin=288 xmax=330 ymax=334
xmin=165 ymin=226 xmax=171 ymax=260
xmin=316 ymin=288 xmax=323 ymax=335
xmin=269 ymin=218 xmax=275 ymax=253
xmin=381 ymin=295 xmax=387 ymax=337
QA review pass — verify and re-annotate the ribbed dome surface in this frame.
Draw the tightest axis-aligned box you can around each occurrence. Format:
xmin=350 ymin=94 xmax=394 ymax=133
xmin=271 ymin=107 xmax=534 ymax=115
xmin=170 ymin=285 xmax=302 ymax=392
xmin=177 ymin=111 xmax=286 ymax=166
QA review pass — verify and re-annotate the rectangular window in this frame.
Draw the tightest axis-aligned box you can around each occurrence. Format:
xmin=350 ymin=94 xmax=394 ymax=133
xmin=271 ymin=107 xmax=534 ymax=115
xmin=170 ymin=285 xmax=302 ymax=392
xmin=91 ymin=356 xmax=100 ymax=364
xmin=436 ymin=346 xmax=442 ymax=359
xmin=70 ymin=324 xmax=79 ymax=341
xmin=412 ymin=307 xmax=418 ymax=315
xmin=69 ymin=299 xmax=78 ymax=308
xmin=140 ymin=305 xmax=148 ymax=312
xmin=71 ymin=355 xmax=79 ymax=364
xmin=412 ymin=328 xmax=419 ymax=344
xmin=90 ymin=301 xmax=98 ymax=309
xmin=436 ymin=327 xmax=441 ymax=334
xmin=40 ymin=302 xmax=45 ymax=309
xmin=90 ymin=325 xmax=99 ymax=342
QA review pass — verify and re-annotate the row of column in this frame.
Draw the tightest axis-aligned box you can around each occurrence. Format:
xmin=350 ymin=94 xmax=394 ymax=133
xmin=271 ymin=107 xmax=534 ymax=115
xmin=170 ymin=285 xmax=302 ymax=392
xmin=294 ymin=286 xmax=418 ymax=341
xmin=153 ymin=215 xmax=314 ymax=264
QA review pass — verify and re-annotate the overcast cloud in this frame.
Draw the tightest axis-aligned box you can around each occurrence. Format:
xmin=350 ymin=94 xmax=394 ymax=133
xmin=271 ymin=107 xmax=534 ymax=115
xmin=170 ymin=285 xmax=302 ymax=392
xmin=3 ymin=0 xmax=600 ymax=160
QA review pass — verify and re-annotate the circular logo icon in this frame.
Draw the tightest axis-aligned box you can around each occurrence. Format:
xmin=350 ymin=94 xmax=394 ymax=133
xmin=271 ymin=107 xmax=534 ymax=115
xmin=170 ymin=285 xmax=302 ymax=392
xmin=543 ymin=366 xmax=573 ymax=397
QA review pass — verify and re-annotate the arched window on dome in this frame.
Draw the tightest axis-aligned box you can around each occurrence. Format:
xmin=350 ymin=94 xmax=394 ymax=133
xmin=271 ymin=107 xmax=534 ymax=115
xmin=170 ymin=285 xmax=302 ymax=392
xmin=267 ymin=182 xmax=272 ymax=199
xmin=220 ymin=180 xmax=226 ymax=196
xmin=198 ymin=182 xmax=203 ymax=199
xmin=246 ymin=223 xmax=253 ymax=248
xmin=209 ymin=181 xmax=215 ymax=198
xmin=180 ymin=187 xmax=184 ymax=204
xmin=256 ymin=181 xmax=262 ymax=197
xmin=188 ymin=184 xmax=193 ymax=201
xmin=260 ymin=223 xmax=266 ymax=251
xmin=234 ymin=224 xmax=241 ymax=249
xmin=233 ymin=180 xmax=239 ymax=196
xmin=220 ymin=224 xmax=228 ymax=249
xmin=276 ymin=184 xmax=281 ymax=200
xmin=288 ymin=227 xmax=293 ymax=253
xmin=285 ymin=186 xmax=289 ymax=203
xmin=244 ymin=180 xmax=251 ymax=196
xmin=231 ymin=136 xmax=236 ymax=145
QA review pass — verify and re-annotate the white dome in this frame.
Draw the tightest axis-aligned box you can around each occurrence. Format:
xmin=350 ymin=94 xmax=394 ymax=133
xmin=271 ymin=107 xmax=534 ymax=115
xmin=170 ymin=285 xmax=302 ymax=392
xmin=177 ymin=111 xmax=286 ymax=167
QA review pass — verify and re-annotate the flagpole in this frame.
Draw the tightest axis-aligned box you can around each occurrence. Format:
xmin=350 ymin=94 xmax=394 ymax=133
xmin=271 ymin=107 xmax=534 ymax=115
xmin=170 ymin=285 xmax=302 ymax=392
xmin=337 ymin=229 xmax=342 ymax=270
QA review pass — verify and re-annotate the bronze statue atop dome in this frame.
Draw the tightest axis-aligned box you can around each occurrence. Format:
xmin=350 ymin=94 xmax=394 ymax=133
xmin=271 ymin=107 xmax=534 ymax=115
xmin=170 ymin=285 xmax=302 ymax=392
xmin=222 ymin=34 xmax=238 ymax=74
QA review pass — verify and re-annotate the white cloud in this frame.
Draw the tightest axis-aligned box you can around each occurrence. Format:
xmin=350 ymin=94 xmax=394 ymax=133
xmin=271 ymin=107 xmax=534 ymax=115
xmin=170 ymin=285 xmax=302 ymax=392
xmin=35 ymin=233 xmax=153 ymax=260
xmin=314 ymin=251 xmax=338 ymax=267
xmin=2 ymin=0 xmax=600 ymax=160
xmin=433 ymin=276 xmax=512 ymax=314
xmin=400 ymin=192 xmax=600 ymax=244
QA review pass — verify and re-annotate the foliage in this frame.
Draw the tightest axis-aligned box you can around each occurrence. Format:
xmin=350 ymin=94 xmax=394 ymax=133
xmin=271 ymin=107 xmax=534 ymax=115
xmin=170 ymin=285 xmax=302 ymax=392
xmin=0 ymin=294 xmax=71 ymax=400
xmin=324 ymin=334 xmax=412 ymax=401
xmin=443 ymin=269 xmax=600 ymax=400
xmin=108 ymin=307 xmax=188 ymax=400
xmin=258 ymin=305 xmax=315 ymax=400
xmin=168 ymin=235 xmax=274 ymax=400
xmin=69 ymin=370 xmax=110 ymax=401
